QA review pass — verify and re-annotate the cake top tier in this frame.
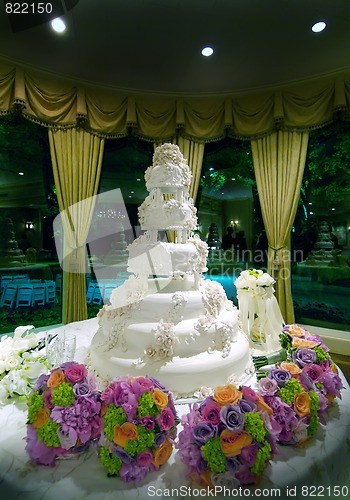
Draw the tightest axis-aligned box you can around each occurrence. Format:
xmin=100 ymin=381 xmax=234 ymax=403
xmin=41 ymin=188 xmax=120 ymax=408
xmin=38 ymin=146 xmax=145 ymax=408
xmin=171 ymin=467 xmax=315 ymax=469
xmin=145 ymin=143 xmax=192 ymax=191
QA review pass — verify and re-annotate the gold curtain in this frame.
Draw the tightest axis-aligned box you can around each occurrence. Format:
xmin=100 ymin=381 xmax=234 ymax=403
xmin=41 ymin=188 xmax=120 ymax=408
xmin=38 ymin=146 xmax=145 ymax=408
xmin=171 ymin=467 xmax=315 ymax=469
xmin=48 ymin=128 xmax=105 ymax=324
xmin=251 ymin=130 xmax=309 ymax=323
xmin=1 ymin=59 xmax=349 ymax=139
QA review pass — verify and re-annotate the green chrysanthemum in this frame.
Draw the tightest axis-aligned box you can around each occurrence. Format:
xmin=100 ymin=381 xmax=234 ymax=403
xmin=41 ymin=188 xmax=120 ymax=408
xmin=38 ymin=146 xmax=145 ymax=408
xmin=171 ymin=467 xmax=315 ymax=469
xmin=51 ymin=382 xmax=75 ymax=407
xmin=27 ymin=391 xmax=44 ymax=423
xmin=251 ymin=442 xmax=271 ymax=475
xmin=137 ymin=392 xmax=158 ymax=418
xmin=124 ymin=425 xmax=156 ymax=456
xmin=244 ymin=412 xmax=267 ymax=443
xmin=99 ymin=446 xmax=122 ymax=476
xmin=36 ymin=418 xmax=61 ymax=447
xmin=201 ymin=437 xmax=227 ymax=474
xmin=308 ymin=391 xmax=320 ymax=436
xmin=279 ymin=378 xmax=304 ymax=405
xmin=103 ymin=404 xmax=127 ymax=442
xmin=313 ymin=346 xmax=329 ymax=364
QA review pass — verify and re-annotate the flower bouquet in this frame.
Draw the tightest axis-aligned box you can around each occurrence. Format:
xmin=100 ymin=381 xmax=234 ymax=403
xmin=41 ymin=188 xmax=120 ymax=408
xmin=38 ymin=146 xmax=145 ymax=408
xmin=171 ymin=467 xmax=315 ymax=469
xmin=26 ymin=362 xmax=102 ymax=466
xmin=280 ymin=324 xmax=344 ymax=408
xmin=176 ymin=384 xmax=276 ymax=487
xmin=0 ymin=325 xmax=49 ymax=405
xmin=98 ymin=376 xmax=178 ymax=482
xmin=258 ymin=367 xmax=321 ymax=445
xmin=234 ymin=269 xmax=283 ymax=351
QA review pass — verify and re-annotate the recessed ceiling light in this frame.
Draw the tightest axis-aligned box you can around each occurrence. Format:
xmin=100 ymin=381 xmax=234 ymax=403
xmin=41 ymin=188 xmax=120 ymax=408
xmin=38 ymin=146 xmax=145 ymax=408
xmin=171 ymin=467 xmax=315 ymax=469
xmin=51 ymin=18 xmax=66 ymax=33
xmin=201 ymin=46 xmax=214 ymax=57
xmin=312 ymin=21 xmax=326 ymax=33
xmin=18 ymin=172 xmax=24 ymax=175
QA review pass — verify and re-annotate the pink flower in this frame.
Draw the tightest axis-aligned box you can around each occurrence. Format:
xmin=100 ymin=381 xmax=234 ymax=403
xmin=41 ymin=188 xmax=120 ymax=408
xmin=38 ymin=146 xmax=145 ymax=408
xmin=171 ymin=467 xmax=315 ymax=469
xmin=64 ymin=363 xmax=87 ymax=384
xmin=131 ymin=377 xmax=154 ymax=396
xmin=200 ymin=398 xmax=221 ymax=425
xmin=157 ymin=407 xmax=176 ymax=431
xmin=302 ymin=364 xmax=323 ymax=383
xmin=136 ymin=450 xmax=153 ymax=467
xmin=241 ymin=385 xmax=259 ymax=402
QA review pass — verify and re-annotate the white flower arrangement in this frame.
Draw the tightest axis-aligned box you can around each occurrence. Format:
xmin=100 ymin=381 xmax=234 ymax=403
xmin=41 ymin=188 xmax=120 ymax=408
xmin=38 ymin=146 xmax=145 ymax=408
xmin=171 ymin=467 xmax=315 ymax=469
xmin=234 ymin=269 xmax=275 ymax=296
xmin=0 ymin=325 xmax=49 ymax=405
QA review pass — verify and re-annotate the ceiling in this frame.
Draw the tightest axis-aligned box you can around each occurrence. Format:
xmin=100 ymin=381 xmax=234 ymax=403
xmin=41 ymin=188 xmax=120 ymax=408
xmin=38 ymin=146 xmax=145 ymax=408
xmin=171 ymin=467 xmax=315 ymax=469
xmin=1 ymin=0 xmax=350 ymax=95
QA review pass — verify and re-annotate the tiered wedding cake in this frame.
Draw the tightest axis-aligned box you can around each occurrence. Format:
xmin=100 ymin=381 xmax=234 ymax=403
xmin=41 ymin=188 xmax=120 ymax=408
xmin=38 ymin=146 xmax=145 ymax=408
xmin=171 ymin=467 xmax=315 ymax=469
xmin=89 ymin=144 xmax=252 ymax=398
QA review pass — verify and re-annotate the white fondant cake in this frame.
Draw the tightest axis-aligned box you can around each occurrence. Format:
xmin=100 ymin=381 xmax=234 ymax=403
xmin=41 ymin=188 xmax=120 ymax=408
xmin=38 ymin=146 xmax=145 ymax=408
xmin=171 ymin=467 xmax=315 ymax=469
xmin=88 ymin=143 xmax=252 ymax=398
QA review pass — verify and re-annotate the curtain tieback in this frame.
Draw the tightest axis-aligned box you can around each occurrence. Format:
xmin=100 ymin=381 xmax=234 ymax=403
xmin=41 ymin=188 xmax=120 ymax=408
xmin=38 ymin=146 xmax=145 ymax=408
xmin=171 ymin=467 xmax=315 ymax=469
xmin=268 ymin=245 xmax=285 ymax=271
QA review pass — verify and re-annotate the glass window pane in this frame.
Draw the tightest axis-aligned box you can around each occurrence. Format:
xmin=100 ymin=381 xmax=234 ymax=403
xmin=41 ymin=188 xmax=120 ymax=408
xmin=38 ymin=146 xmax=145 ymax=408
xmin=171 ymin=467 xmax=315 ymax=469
xmin=292 ymin=121 xmax=350 ymax=331
xmin=0 ymin=114 xmax=62 ymax=334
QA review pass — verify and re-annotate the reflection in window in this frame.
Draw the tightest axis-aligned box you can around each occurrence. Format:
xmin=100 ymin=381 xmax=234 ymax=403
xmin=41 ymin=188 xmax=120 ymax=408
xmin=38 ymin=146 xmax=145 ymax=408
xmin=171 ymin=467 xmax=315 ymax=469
xmin=0 ymin=114 xmax=62 ymax=334
xmin=292 ymin=121 xmax=350 ymax=331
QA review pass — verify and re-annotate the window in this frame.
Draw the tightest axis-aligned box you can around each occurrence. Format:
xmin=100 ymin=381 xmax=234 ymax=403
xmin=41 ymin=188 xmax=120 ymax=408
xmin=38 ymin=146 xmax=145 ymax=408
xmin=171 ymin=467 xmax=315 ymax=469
xmin=0 ymin=114 xmax=62 ymax=334
xmin=292 ymin=121 xmax=350 ymax=331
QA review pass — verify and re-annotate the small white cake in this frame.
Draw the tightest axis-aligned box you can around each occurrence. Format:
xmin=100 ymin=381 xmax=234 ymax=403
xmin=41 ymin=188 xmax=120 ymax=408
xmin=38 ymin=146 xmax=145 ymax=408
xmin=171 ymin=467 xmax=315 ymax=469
xmin=88 ymin=143 xmax=252 ymax=398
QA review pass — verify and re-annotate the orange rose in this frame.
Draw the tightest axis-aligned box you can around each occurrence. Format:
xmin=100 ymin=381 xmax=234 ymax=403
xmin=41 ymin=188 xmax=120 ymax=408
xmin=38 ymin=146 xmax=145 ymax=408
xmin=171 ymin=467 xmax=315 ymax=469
xmin=152 ymin=439 xmax=173 ymax=469
xmin=32 ymin=407 xmax=50 ymax=429
xmin=330 ymin=363 xmax=338 ymax=374
xmin=279 ymin=361 xmax=302 ymax=376
xmin=152 ymin=388 xmax=168 ymax=410
xmin=213 ymin=385 xmax=242 ymax=406
xmin=287 ymin=324 xmax=307 ymax=338
xmin=199 ymin=470 xmax=214 ymax=489
xmin=47 ymin=369 xmax=65 ymax=388
xmin=326 ymin=394 xmax=336 ymax=405
xmin=113 ymin=422 xmax=138 ymax=448
xmin=292 ymin=338 xmax=318 ymax=349
xmin=256 ymin=395 xmax=273 ymax=416
xmin=294 ymin=392 xmax=311 ymax=417
xmin=220 ymin=429 xmax=252 ymax=457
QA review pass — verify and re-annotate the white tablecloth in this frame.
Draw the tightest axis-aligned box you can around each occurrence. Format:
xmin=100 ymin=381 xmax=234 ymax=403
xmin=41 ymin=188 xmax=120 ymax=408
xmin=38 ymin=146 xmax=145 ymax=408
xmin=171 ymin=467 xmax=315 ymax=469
xmin=0 ymin=318 xmax=349 ymax=499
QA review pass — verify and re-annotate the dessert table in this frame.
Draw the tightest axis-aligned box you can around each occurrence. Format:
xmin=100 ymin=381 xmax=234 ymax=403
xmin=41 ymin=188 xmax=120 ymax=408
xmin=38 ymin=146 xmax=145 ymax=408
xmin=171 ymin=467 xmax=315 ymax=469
xmin=0 ymin=318 xmax=349 ymax=500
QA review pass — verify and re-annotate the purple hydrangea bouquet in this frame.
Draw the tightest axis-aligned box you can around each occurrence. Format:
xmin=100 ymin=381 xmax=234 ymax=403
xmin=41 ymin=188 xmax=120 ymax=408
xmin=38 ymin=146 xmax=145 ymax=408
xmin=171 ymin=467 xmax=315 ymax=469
xmin=258 ymin=367 xmax=321 ymax=445
xmin=176 ymin=384 xmax=276 ymax=488
xmin=98 ymin=376 xmax=178 ymax=482
xmin=26 ymin=362 xmax=102 ymax=466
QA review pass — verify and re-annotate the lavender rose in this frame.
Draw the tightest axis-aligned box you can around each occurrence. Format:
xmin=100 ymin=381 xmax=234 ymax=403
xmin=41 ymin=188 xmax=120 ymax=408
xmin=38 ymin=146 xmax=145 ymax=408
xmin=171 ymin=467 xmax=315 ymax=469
xmin=220 ymin=404 xmax=244 ymax=431
xmin=302 ymin=364 xmax=324 ymax=383
xmin=259 ymin=377 xmax=279 ymax=395
xmin=268 ymin=369 xmax=292 ymax=386
xmin=292 ymin=348 xmax=317 ymax=367
xmin=238 ymin=398 xmax=257 ymax=413
xmin=73 ymin=381 xmax=93 ymax=398
xmin=192 ymin=422 xmax=215 ymax=445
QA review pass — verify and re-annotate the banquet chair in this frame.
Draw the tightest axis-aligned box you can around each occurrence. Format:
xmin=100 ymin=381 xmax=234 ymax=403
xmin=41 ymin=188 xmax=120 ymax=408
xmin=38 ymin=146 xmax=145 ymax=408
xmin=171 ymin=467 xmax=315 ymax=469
xmin=45 ymin=281 xmax=56 ymax=305
xmin=15 ymin=285 xmax=34 ymax=307
xmin=13 ymin=274 xmax=30 ymax=282
xmin=32 ymin=283 xmax=46 ymax=306
xmin=0 ymin=284 xmax=18 ymax=307
xmin=1 ymin=275 xmax=13 ymax=293
xmin=86 ymin=282 xmax=97 ymax=304
xmin=91 ymin=285 xmax=103 ymax=305
xmin=55 ymin=274 xmax=62 ymax=294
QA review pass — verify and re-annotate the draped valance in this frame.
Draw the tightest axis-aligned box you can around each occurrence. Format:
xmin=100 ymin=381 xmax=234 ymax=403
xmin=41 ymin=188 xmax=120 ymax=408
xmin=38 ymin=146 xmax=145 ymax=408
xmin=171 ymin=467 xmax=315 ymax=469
xmin=1 ymin=59 xmax=350 ymax=140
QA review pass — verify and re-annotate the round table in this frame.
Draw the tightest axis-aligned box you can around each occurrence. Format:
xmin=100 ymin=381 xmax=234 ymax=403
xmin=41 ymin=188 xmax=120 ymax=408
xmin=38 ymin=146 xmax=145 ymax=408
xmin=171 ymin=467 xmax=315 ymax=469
xmin=0 ymin=318 xmax=349 ymax=500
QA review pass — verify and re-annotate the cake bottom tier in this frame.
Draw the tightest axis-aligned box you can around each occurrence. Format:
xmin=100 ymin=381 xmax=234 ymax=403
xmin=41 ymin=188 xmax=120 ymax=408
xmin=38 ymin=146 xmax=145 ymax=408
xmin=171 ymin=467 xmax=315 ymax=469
xmin=89 ymin=329 xmax=252 ymax=399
